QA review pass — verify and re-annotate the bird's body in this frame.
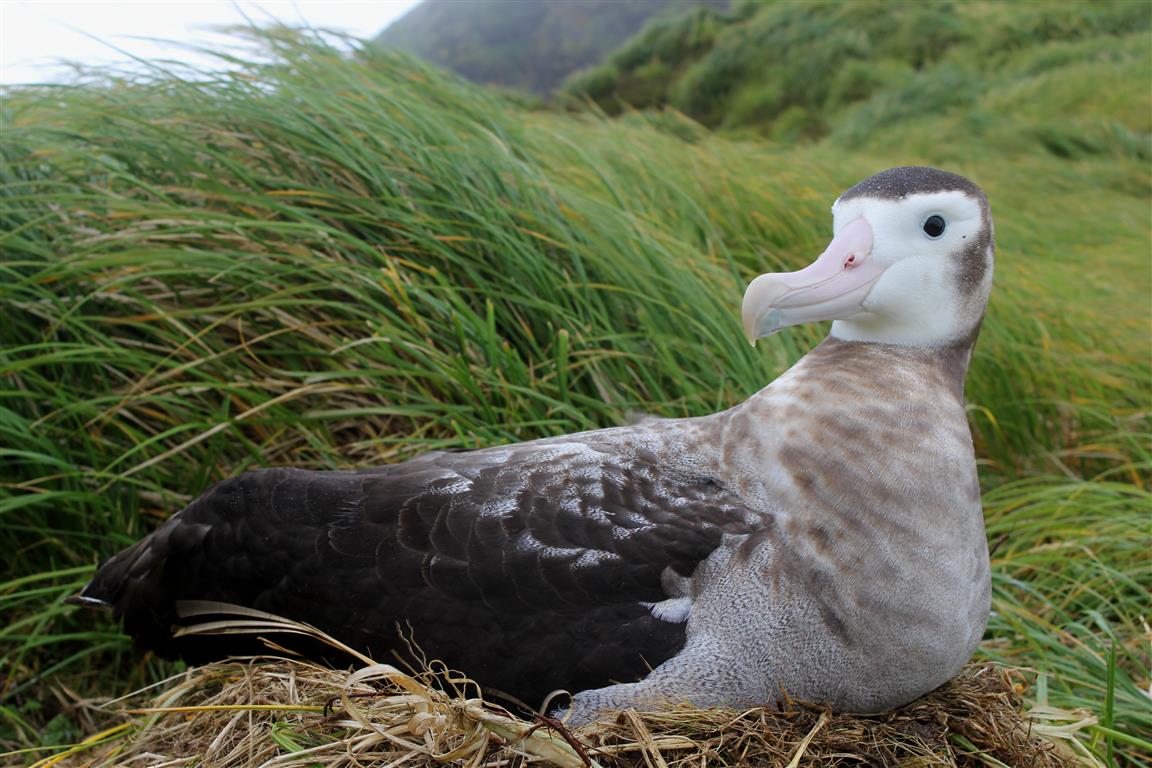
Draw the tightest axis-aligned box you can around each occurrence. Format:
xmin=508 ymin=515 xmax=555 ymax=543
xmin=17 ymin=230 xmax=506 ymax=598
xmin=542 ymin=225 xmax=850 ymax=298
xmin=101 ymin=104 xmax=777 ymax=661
xmin=74 ymin=166 xmax=995 ymax=723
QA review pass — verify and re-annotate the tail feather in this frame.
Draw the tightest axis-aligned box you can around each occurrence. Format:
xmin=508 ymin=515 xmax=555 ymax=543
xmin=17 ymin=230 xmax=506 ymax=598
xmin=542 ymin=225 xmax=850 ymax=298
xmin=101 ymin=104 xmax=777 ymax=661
xmin=64 ymin=594 xmax=113 ymax=609
xmin=63 ymin=469 xmax=350 ymax=662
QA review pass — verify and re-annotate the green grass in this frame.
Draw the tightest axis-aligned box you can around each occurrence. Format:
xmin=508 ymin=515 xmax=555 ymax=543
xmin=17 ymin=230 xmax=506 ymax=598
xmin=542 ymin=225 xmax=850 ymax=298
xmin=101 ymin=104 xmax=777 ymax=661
xmin=565 ymin=0 xmax=1152 ymax=146
xmin=2 ymin=23 xmax=1149 ymax=766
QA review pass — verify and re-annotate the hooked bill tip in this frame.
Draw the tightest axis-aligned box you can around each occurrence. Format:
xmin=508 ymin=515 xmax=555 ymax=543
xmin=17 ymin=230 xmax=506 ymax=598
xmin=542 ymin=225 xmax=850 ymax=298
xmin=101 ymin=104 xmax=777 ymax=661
xmin=743 ymin=307 xmax=782 ymax=345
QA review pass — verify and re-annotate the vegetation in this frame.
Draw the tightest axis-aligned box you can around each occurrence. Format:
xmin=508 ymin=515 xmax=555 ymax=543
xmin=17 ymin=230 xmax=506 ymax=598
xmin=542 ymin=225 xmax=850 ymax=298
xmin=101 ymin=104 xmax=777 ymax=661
xmin=373 ymin=0 xmax=728 ymax=95
xmin=564 ymin=0 xmax=1152 ymax=145
xmin=23 ymin=654 xmax=1089 ymax=767
xmin=1 ymin=7 xmax=1149 ymax=765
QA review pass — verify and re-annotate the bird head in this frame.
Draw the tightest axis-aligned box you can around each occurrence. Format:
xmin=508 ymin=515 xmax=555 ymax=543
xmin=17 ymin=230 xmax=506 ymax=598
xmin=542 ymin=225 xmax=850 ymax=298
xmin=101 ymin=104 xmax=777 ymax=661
xmin=742 ymin=167 xmax=994 ymax=348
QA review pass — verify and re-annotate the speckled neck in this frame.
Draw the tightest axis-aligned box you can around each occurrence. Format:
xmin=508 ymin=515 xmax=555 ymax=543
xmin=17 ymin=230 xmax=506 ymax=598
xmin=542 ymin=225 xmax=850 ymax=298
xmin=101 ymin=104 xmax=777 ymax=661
xmin=802 ymin=335 xmax=974 ymax=403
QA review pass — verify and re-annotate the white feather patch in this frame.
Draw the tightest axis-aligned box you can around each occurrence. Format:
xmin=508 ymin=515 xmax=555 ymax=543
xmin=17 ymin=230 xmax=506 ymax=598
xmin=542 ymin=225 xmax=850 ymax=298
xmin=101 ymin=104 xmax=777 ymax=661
xmin=643 ymin=596 xmax=692 ymax=623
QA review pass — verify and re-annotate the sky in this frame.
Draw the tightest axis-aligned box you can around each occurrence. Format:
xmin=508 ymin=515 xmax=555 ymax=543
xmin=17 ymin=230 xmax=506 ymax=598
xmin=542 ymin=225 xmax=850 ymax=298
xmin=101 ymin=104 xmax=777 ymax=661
xmin=1 ymin=0 xmax=423 ymax=85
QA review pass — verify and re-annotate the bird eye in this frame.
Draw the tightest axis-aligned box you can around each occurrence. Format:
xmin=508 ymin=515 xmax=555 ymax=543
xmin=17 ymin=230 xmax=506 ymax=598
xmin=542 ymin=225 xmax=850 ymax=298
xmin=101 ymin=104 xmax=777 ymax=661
xmin=922 ymin=215 xmax=946 ymax=239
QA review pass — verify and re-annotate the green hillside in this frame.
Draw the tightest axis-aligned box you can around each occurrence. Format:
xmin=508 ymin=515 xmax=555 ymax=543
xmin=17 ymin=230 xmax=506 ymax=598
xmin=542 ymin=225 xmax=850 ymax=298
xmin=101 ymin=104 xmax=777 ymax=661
xmin=565 ymin=0 xmax=1151 ymax=145
xmin=374 ymin=0 xmax=728 ymax=94
xmin=2 ymin=7 xmax=1149 ymax=764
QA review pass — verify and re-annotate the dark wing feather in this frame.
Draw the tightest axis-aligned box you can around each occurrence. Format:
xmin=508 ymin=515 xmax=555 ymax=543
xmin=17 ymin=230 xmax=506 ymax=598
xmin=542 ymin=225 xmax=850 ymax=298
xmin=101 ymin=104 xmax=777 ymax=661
xmin=79 ymin=436 xmax=759 ymax=705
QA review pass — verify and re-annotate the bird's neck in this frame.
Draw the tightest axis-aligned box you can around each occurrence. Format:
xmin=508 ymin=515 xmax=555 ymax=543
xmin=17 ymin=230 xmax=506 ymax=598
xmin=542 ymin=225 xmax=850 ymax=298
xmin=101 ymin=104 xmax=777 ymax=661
xmin=829 ymin=312 xmax=985 ymax=351
xmin=795 ymin=335 xmax=974 ymax=403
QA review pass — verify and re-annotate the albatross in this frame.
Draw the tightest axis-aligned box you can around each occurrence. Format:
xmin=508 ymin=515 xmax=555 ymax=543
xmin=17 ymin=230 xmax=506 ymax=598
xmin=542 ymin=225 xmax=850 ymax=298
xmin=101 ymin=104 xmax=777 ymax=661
xmin=71 ymin=166 xmax=994 ymax=724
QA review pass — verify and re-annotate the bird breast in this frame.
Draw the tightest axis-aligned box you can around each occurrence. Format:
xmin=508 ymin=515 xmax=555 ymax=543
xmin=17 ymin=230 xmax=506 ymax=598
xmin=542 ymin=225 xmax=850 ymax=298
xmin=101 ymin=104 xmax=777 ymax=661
xmin=702 ymin=339 xmax=988 ymax=648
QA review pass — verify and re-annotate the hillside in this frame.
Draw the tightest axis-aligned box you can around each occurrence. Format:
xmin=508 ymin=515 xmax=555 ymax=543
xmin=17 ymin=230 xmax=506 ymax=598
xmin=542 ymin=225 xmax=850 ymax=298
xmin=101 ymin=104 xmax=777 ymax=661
xmin=373 ymin=0 xmax=728 ymax=94
xmin=2 ymin=10 xmax=1149 ymax=766
xmin=565 ymin=0 xmax=1152 ymax=145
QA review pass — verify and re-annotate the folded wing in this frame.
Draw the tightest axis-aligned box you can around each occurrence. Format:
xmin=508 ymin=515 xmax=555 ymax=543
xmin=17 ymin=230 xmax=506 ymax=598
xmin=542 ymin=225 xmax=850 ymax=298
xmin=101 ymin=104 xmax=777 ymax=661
xmin=80 ymin=433 xmax=759 ymax=705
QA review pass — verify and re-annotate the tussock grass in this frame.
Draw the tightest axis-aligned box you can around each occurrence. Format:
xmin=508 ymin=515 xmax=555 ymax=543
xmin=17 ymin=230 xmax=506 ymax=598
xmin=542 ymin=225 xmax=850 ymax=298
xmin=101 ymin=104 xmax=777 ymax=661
xmin=565 ymin=1 xmax=1152 ymax=149
xmin=1 ymin=25 xmax=1149 ymax=767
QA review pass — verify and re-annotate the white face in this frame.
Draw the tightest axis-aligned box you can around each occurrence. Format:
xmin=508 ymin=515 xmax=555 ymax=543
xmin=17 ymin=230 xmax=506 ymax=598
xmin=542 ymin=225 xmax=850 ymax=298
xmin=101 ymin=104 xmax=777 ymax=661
xmin=828 ymin=190 xmax=993 ymax=346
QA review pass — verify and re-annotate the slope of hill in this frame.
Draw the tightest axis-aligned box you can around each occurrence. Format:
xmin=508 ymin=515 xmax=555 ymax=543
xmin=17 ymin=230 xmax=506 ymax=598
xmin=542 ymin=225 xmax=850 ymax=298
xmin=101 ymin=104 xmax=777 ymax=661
xmin=373 ymin=0 xmax=728 ymax=94
xmin=565 ymin=0 xmax=1151 ymax=145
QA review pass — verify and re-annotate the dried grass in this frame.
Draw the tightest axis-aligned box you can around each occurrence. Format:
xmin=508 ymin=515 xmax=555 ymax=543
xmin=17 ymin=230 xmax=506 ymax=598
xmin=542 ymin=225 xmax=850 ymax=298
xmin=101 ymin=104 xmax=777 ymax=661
xmin=32 ymin=612 xmax=1100 ymax=767
xmin=40 ymin=655 xmax=1097 ymax=768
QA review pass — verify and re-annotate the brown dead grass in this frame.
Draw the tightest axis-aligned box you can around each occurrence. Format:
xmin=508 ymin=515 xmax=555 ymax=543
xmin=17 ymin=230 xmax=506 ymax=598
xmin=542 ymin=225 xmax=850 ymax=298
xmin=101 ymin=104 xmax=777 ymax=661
xmin=38 ymin=657 xmax=1096 ymax=768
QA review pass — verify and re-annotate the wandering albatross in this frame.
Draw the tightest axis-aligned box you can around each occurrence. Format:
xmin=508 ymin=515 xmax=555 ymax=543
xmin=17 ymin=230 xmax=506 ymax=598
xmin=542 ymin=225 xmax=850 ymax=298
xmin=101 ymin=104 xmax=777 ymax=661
xmin=70 ymin=166 xmax=994 ymax=724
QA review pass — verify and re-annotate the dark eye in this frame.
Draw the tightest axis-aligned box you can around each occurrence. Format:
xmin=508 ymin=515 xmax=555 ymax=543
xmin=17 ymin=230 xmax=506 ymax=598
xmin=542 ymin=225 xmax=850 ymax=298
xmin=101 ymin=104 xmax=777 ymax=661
xmin=922 ymin=215 xmax=946 ymax=239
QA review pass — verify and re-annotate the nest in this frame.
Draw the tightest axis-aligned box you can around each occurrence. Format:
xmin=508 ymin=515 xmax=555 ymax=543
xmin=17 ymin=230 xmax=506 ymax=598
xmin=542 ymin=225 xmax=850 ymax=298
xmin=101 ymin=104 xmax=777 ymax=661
xmin=37 ymin=610 xmax=1096 ymax=767
xmin=44 ymin=657 xmax=1096 ymax=768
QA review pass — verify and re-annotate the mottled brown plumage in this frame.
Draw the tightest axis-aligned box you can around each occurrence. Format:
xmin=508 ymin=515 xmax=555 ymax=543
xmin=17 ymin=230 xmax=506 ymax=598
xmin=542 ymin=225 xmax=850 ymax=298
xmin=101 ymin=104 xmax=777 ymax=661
xmin=72 ymin=166 xmax=995 ymax=725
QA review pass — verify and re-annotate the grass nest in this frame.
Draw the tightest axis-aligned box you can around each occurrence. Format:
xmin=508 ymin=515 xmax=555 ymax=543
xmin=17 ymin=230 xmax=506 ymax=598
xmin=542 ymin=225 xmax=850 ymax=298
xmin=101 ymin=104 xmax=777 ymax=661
xmin=41 ymin=654 xmax=1096 ymax=768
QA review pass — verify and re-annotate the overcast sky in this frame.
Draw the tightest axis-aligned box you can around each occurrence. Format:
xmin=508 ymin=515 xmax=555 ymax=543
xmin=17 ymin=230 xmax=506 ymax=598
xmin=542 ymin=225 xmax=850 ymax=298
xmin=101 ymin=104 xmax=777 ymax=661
xmin=1 ymin=1 xmax=422 ymax=85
